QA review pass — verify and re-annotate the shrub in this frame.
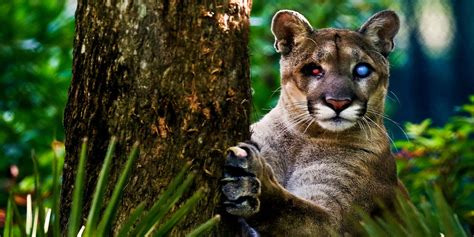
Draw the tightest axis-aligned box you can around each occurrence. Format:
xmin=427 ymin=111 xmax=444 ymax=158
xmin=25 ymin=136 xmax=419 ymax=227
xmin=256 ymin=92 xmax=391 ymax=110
xmin=395 ymin=95 xmax=474 ymax=232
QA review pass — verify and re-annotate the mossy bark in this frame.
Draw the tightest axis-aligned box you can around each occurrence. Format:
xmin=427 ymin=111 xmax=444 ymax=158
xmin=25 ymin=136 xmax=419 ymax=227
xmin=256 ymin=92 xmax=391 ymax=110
xmin=61 ymin=0 xmax=251 ymax=235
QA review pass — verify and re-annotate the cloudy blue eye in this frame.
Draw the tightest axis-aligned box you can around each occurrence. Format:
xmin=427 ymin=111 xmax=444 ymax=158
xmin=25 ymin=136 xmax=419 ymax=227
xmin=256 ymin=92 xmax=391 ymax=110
xmin=353 ymin=63 xmax=372 ymax=78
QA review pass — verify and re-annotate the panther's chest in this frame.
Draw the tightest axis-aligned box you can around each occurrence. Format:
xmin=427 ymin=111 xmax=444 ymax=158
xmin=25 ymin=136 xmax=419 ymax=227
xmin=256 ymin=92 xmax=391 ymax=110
xmin=284 ymin=147 xmax=372 ymax=202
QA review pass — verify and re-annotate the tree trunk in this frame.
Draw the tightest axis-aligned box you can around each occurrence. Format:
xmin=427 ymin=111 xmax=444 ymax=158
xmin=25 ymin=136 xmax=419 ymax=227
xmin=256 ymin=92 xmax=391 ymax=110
xmin=61 ymin=0 xmax=251 ymax=236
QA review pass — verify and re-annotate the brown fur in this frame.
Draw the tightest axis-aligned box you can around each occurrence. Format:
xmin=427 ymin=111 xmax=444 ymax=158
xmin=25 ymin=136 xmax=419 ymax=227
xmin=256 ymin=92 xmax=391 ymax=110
xmin=222 ymin=10 xmax=403 ymax=236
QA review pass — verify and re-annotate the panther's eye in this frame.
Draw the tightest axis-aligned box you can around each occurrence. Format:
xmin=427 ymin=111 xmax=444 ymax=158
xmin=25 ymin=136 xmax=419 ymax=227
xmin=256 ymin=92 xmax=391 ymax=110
xmin=353 ymin=63 xmax=372 ymax=78
xmin=302 ymin=64 xmax=324 ymax=79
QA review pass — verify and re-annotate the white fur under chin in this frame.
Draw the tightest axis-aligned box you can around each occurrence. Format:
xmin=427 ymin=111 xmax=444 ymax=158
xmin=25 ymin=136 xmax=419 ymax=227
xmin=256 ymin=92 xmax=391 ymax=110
xmin=314 ymin=104 xmax=362 ymax=132
xmin=317 ymin=119 xmax=356 ymax=132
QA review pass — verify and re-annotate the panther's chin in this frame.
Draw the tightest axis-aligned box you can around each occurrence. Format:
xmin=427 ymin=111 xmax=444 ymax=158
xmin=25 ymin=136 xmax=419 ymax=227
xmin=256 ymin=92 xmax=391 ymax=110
xmin=317 ymin=117 xmax=357 ymax=132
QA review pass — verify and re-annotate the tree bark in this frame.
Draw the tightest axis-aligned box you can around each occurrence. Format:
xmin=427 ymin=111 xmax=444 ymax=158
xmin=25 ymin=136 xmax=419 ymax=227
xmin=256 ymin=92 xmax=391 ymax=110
xmin=61 ymin=0 xmax=251 ymax=235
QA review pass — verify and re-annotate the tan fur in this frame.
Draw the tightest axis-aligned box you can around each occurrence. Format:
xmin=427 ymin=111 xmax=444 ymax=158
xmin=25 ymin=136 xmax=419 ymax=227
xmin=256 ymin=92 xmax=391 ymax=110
xmin=223 ymin=10 xmax=403 ymax=236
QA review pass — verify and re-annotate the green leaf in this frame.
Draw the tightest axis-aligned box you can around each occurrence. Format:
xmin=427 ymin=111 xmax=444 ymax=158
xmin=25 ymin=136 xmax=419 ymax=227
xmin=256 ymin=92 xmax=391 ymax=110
xmin=84 ymin=137 xmax=117 ymax=236
xmin=31 ymin=151 xmax=44 ymax=237
xmin=11 ymin=197 xmax=26 ymax=236
xmin=96 ymin=141 xmax=140 ymax=236
xmin=406 ymin=119 xmax=431 ymax=138
xmin=67 ymin=138 xmax=88 ymax=237
xmin=432 ymin=187 xmax=468 ymax=237
xmin=186 ymin=215 xmax=221 ymax=237
xmin=131 ymin=161 xmax=192 ymax=236
xmin=138 ymin=172 xmax=196 ymax=236
xmin=17 ymin=176 xmax=35 ymax=193
xmin=3 ymin=193 xmax=13 ymax=237
xmin=396 ymin=194 xmax=430 ymax=237
xmin=51 ymin=141 xmax=64 ymax=237
xmin=152 ymin=188 xmax=204 ymax=237
xmin=116 ymin=202 xmax=147 ymax=237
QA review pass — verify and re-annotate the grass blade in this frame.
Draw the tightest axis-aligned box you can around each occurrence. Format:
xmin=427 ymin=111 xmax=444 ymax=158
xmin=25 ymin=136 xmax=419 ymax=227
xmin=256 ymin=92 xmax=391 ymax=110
xmin=419 ymin=197 xmax=438 ymax=236
xmin=116 ymin=202 xmax=146 ymax=237
xmin=96 ymin=141 xmax=139 ymax=236
xmin=396 ymin=194 xmax=430 ymax=237
xmin=376 ymin=215 xmax=408 ymax=237
xmin=357 ymin=205 xmax=389 ymax=237
xmin=31 ymin=151 xmax=44 ymax=237
xmin=26 ymin=194 xmax=32 ymax=236
xmin=137 ymin=171 xmax=196 ymax=236
xmin=130 ymin=161 xmax=192 ymax=236
xmin=77 ymin=225 xmax=85 ymax=237
xmin=3 ymin=193 xmax=13 ymax=237
xmin=358 ymin=187 xmax=470 ymax=237
xmin=360 ymin=220 xmax=388 ymax=237
xmin=84 ymin=137 xmax=117 ymax=236
xmin=32 ymin=207 xmax=39 ymax=237
xmin=152 ymin=188 xmax=204 ymax=237
xmin=186 ymin=214 xmax=221 ymax=237
xmin=12 ymin=196 xmax=26 ymax=236
xmin=432 ymin=187 xmax=468 ymax=237
xmin=44 ymin=208 xmax=52 ymax=234
xmin=51 ymin=140 xmax=64 ymax=237
xmin=68 ymin=138 xmax=88 ymax=237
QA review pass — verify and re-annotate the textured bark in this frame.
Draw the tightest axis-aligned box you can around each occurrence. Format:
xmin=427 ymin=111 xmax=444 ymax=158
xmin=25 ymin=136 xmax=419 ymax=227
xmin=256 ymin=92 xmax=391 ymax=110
xmin=61 ymin=0 xmax=251 ymax=235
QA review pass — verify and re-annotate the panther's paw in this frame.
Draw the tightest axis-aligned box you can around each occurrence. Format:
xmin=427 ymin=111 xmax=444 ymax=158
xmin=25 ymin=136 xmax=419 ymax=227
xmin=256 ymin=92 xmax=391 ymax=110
xmin=221 ymin=143 xmax=262 ymax=217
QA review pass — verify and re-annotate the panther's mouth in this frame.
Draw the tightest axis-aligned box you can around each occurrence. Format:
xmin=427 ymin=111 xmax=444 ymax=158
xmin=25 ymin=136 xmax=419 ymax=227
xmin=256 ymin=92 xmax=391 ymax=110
xmin=319 ymin=116 xmax=351 ymax=124
xmin=326 ymin=116 xmax=344 ymax=123
xmin=311 ymin=103 xmax=363 ymax=132
xmin=317 ymin=116 xmax=357 ymax=132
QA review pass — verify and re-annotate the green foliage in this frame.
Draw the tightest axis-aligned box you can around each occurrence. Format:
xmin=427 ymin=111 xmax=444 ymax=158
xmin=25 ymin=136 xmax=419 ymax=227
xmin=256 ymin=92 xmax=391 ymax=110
xmin=2 ymin=139 xmax=219 ymax=237
xmin=0 ymin=0 xmax=73 ymax=207
xmin=360 ymin=187 xmax=468 ymax=237
xmin=1 ymin=142 xmax=64 ymax=237
xmin=395 ymin=95 xmax=474 ymax=229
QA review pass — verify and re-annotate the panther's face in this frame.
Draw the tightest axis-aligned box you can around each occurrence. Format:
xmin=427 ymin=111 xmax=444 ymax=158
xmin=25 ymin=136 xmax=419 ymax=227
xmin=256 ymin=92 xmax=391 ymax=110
xmin=272 ymin=10 xmax=399 ymax=132
xmin=281 ymin=29 xmax=390 ymax=132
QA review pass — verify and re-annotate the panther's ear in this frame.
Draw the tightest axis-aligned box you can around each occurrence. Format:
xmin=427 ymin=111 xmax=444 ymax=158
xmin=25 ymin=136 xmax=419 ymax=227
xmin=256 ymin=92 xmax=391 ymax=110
xmin=271 ymin=10 xmax=313 ymax=55
xmin=358 ymin=10 xmax=400 ymax=57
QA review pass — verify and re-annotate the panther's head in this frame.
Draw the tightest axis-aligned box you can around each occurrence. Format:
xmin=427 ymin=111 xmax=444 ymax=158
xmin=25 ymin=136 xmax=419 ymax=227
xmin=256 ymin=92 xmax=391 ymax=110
xmin=272 ymin=10 xmax=399 ymax=132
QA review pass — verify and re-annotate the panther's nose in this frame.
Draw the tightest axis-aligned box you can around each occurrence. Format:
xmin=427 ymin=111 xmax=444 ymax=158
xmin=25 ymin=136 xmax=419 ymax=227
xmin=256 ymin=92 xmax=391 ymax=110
xmin=324 ymin=97 xmax=352 ymax=113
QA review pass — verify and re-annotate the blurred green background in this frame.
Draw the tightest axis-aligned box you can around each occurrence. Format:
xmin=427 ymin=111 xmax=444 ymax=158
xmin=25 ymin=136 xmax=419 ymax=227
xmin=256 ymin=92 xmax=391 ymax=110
xmin=1 ymin=0 xmax=473 ymax=233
